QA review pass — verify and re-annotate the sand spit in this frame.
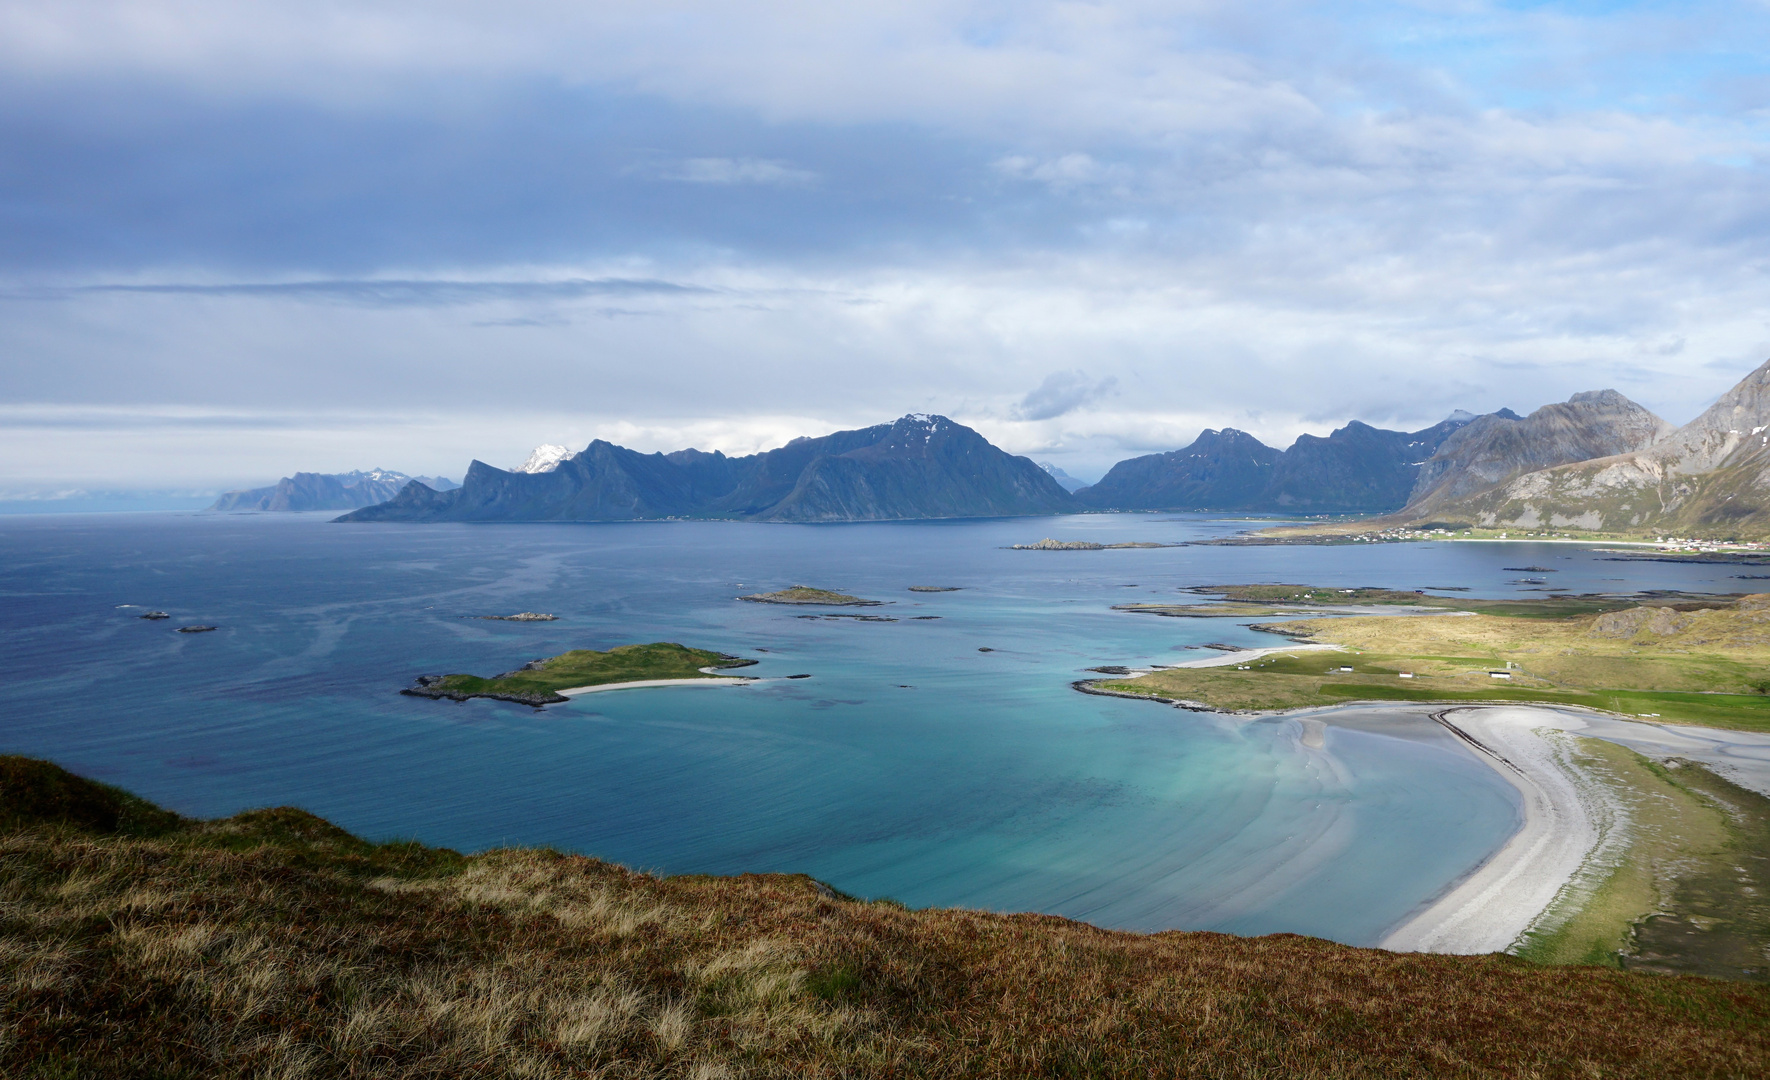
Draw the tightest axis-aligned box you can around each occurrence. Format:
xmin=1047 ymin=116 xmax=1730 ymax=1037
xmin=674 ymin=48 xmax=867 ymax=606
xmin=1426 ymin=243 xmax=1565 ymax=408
xmin=1382 ymin=706 xmax=1626 ymax=955
xmin=1165 ymin=644 xmax=1344 ymax=669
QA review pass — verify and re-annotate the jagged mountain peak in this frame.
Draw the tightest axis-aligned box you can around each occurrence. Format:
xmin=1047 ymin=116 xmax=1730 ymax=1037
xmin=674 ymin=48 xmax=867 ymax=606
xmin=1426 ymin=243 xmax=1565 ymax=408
xmin=1639 ymin=357 xmax=1770 ymax=475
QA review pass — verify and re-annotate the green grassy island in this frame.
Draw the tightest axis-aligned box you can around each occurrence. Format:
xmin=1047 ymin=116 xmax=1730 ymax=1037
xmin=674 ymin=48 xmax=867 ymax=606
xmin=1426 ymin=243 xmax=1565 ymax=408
xmin=3 ymin=754 xmax=1767 ymax=1078
xmin=738 ymin=585 xmax=880 ymax=606
xmin=404 ymin=642 xmax=756 ymax=706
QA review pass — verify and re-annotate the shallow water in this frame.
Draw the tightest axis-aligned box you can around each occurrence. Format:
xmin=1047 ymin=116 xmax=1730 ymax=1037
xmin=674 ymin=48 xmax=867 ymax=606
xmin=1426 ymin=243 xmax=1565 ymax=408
xmin=0 ymin=511 xmax=1745 ymax=943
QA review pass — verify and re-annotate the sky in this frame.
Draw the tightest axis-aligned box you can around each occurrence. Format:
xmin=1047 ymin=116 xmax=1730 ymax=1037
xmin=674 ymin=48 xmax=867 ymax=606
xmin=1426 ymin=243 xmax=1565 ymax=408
xmin=4 ymin=0 xmax=1770 ymax=499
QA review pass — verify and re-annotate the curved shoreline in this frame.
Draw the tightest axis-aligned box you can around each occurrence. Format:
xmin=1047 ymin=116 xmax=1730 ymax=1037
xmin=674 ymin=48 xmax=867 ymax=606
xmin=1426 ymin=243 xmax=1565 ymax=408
xmin=1379 ymin=707 xmax=1616 ymax=955
xmin=1075 ymin=677 xmax=1651 ymax=955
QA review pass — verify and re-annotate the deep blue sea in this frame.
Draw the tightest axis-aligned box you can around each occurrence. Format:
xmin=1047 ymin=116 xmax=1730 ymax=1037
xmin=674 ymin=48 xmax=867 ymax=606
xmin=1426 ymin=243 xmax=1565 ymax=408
xmin=0 ymin=511 xmax=1745 ymax=944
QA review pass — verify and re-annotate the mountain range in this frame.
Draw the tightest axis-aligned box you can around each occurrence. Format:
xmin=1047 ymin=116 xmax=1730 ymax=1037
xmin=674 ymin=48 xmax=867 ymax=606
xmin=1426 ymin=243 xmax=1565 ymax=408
xmin=338 ymin=414 xmax=1074 ymax=523
xmin=299 ymin=357 xmax=1770 ymax=535
xmin=1074 ymin=416 xmax=1480 ymax=514
xmin=210 ymin=470 xmax=458 ymax=512
xmin=1384 ymin=360 xmax=1770 ymax=536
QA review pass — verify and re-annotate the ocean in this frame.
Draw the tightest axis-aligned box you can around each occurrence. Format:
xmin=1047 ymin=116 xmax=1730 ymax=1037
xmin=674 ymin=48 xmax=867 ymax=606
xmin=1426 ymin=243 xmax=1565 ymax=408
xmin=0 ymin=510 xmax=1744 ymax=944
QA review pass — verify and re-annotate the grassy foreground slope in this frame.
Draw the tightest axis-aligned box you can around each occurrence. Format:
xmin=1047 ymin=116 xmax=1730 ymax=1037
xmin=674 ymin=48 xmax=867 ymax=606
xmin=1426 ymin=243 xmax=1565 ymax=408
xmin=1103 ymin=592 xmax=1770 ymax=731
xmin=3 ymin=757 xmax=1770 ymax=1079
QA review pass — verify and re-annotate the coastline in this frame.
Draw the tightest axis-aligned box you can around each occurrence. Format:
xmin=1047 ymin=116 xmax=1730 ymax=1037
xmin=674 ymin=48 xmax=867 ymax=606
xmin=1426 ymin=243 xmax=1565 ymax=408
xmin=558 ymin=674 xmax=758 ymax=696
xmin=1380 ymin=706 xmax=1620 ymax=955
xmin=559 ymin=664 xmax=761 ymax=696
xmin=1083 ymin=676 xmax=1744 ymax=957
xmin=1164 ymin=643 xmax=1342 ymax=669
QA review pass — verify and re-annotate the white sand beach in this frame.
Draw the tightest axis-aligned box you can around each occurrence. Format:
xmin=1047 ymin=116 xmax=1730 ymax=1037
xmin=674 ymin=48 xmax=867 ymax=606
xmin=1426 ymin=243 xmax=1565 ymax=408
xmin=1164 ymin=644 xmax=1343 ymax=669
xmin=557 ymin=666 xmax=760 ymax=696
xmin=1381 ymin=706 xmax=1624 ymax=955
xmin=558 ymin=677 xmax=756 ymax=696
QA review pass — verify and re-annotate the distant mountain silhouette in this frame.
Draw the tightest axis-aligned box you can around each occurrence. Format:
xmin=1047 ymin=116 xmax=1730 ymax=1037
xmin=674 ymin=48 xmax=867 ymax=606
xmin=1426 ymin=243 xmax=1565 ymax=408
xmin=210 ymin=470 xmax=458 ymax=512
xmin=338 ymin=415 xmax=1077 ymax=523
xmin=1076 ymin=417 xmax=1477 ymax=513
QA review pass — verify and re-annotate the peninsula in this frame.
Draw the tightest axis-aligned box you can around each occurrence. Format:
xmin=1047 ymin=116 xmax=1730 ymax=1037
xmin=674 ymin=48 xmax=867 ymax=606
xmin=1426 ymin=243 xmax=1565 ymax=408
xmin=1097 ymin=585 xmax=1770 ymax=729
xmin=403 ymin=642 xmax=757 ymax=706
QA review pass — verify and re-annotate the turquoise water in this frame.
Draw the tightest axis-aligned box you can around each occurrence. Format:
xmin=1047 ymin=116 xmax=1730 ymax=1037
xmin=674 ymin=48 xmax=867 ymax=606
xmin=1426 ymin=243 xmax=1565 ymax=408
xmin=0 ymin=511 xmax=1741 ymax=943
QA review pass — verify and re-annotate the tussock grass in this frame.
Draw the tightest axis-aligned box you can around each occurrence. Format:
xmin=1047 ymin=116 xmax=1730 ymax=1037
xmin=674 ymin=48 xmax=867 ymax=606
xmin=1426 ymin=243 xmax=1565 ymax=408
xmin=3 ymin=756 xmax=1769 ymax=1078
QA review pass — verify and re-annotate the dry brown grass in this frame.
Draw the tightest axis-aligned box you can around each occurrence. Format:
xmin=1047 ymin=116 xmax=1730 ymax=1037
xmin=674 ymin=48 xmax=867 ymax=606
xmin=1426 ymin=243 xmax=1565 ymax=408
xmin=3 ymin=757 xmax=1770 ymax=1078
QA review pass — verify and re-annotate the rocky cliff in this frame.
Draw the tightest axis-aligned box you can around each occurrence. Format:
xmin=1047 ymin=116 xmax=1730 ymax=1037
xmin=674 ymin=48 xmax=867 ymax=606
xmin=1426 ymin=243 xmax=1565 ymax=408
xmin=338 ymin=415 xmax=1076 ymax=523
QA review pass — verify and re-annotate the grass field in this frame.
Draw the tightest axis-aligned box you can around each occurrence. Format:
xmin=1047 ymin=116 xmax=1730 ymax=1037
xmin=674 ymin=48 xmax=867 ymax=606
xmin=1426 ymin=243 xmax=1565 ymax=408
xmin=5 ymin=755 xmax=1770 ymax=1078
xmin=1501 ymin=739 xmax=1770 ymax=981
xmin=1102 ymin=592 xmax=1770 ymax=731
xmin=423 ymin=642 xmax=753 ymax=699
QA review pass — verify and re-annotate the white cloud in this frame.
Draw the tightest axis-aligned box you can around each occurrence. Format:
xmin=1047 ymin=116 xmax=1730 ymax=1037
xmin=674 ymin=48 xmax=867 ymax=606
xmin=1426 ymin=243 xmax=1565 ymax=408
xmin=4 ymin=1 xmax=1770 ymax=488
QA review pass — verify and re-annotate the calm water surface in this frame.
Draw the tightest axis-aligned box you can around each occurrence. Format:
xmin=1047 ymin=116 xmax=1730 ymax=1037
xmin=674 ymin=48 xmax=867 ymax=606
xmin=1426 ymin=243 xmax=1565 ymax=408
xmin=0 ymin=511 xmax=1742 ymax=944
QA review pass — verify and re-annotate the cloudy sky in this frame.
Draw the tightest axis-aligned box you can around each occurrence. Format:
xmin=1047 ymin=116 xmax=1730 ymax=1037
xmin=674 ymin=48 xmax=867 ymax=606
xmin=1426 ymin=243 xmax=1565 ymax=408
xmin=4 ymin=0 xmax=1769 ymax=498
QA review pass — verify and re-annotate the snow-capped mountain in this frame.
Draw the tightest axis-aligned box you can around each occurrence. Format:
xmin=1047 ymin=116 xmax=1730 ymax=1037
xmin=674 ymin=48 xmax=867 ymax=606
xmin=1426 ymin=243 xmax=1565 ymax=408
xmin=513 ymin=445 xmax=577 ymax=474
xmin=1038 ymin=462 xmax=1090 ymax=493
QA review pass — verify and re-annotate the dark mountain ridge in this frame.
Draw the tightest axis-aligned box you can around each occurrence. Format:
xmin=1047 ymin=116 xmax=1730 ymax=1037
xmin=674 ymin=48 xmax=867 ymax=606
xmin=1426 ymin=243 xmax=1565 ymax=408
xmin=339 ymin=415 xmax=1076 ymax=523
xmin=1076 ymin=415 xmax=1480 ymax=513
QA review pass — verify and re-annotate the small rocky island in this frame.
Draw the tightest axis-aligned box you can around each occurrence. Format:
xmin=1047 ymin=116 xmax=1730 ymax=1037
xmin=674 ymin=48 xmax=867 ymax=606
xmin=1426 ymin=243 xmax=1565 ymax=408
xmin=478 ymin=612 xmax=558 ymax=621
xmin=403 ymin=642 xmax=757 ymax=707
xmin=1010 ymin=538 xmax=1173 ymax=550
xmin=908 ymin=586 xmax=962 ymax=592
xmin=738 ymin=586 xmax=881 ymax=606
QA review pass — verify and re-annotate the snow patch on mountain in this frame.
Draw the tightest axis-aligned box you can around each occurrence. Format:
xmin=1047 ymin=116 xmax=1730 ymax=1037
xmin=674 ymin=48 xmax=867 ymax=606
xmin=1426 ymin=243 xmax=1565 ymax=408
xmin=514 ymin=445 xmax=577 ymax=474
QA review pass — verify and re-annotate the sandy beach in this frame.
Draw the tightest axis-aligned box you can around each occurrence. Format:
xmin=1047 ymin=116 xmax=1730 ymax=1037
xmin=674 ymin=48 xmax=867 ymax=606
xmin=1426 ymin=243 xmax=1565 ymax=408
xmin=1381 ymin=706 xmax=1625 ymax=955
xmin=557 ymin=666 xmax=760 ymax=697
xmin=1163 ymin=643 xmax=1343 ymax=669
